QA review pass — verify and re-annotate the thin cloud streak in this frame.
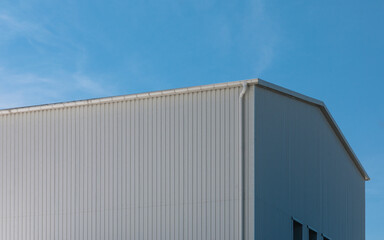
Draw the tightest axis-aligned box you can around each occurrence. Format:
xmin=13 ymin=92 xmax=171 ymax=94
xmin=0 ymin=14 xmax=54 ymax=45
xmin=0 ymin=67 xmax=114 ymax=109
xmin=0 ymin=11 xmax=114 ymax=109
xmin=0 ymin=13 xmax=81 ymax=50
xmin=243 ymin=0 xmax=280 ymax=75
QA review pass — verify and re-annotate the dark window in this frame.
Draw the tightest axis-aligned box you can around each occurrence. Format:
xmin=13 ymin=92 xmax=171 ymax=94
xmin=309 ymin=228 xmax=317 ymax=240
xmin=293 ymin=220 xmax=302 ymax=240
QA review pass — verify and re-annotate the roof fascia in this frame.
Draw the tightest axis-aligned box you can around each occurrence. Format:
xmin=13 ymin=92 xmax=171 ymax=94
xmin=255 ymin=79 xmax=370 ymax=181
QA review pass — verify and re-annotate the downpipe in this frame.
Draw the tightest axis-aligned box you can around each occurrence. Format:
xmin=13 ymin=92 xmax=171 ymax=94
xmin=239 ymin=81 xmax=248 ymax=240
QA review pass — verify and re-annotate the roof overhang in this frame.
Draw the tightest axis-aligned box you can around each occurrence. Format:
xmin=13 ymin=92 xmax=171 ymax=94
xmin=0 ymin=78 xmax=369 ymax=180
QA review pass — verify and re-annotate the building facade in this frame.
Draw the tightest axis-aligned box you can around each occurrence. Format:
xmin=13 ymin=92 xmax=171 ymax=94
xmin=0 ymin=79 xmax=368 ymax=240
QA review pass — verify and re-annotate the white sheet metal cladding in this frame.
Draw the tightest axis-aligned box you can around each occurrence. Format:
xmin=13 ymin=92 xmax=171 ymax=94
xmin=0 ymin=85 xmax=255 ymax=240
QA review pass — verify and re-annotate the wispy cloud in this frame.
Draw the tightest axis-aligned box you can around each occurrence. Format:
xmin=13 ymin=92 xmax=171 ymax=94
xmin=242 ymin=0 xmax=280 ymax=75
xmin=0 ymin=67 xmax=114 ymax=109
xmin=189 ymin=0 xmax=280 ymax=75
xmin=0 ymin=11 xmax=82 ymax=46
xmin=0 ymin=11 xmax=113 ymax=109
xmin=0 ymin=14 xmax=55 ymax=46
xmin=0 ymin=68 xmax=60 ymax=109
xmin=73 ymin=73 xmax=111 ymax=96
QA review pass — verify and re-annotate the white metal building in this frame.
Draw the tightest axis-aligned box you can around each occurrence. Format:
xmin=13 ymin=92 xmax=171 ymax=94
xmin=0 ymin=79 xmax=368 ymax=240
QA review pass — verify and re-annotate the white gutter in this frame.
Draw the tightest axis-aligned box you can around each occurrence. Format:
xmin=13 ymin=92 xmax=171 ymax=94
xmin=238 ymin=81 xmax=248 ymax=240
xmin=0 ymin=78 xmax=369 ymax=180
xmin=0 ymin=80 xmax=259 ymax=115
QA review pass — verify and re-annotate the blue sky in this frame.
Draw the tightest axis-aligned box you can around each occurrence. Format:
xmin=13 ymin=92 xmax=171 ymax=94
xmin=0 ymin=0 xmax=383 ymax=238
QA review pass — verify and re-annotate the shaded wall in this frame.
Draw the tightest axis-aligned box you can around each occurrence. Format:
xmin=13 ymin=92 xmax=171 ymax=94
xmin=254 ymin=86 xmax=365 ymax=240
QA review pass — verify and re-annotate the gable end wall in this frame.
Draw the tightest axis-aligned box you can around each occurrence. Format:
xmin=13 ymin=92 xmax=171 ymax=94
xmin=254 ymin=86 xmax=365 ymax=240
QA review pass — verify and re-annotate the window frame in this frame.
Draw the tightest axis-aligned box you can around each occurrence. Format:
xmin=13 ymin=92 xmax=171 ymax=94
xmin=321 ymin=233 xmax=331 ymax=240
xmin=292 ymin=217 xmax=303 ymax=240
xmin=307 ymin=225 xmax=318 ymax=240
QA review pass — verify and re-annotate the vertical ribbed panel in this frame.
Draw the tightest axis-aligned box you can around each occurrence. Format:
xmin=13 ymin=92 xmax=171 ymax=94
xmin=0 ymin=86 xmax=255 ymax=240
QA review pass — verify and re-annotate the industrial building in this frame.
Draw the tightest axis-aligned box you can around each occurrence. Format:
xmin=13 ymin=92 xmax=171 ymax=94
xmin=0 ymin=79 xmax=368 ymax=240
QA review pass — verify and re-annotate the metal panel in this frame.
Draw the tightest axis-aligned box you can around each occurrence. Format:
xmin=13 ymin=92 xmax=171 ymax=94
xmin=254 ymin=86 xmax=365 ymax=240
xmin=0 ymin=86 xmax=255 ymax=240
xmin=0 ymin=79 xmax=369 ymax=182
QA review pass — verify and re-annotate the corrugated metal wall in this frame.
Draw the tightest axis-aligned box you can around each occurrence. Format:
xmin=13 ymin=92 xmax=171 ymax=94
xmin=0 ymin=86 xmax=255 ymax=240
xmin=254 ymin=86 xmax=365 ymax=240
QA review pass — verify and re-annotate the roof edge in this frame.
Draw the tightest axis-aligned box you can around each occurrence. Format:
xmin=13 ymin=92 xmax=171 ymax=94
xmin=0 ymin=79 xmax=259 ymax=115
xmin=0 ymin=78 xmax=369 ymax=180
xmin=255 ymin=79 xmax=370 ymax=181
